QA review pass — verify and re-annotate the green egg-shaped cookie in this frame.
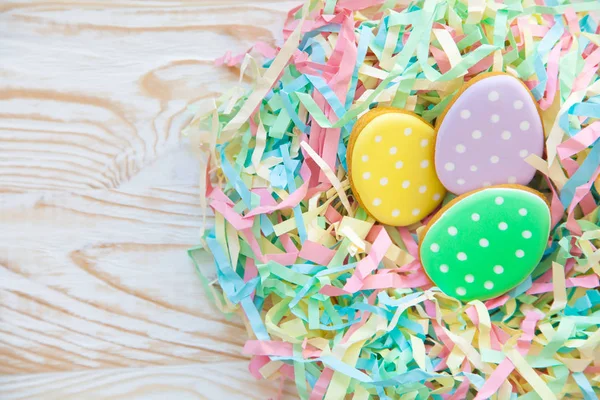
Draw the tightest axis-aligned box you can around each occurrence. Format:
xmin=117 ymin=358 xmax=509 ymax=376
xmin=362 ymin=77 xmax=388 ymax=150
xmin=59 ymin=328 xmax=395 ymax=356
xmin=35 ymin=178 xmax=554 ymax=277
xmin=419 ymin=185 xmax=551 ymax=301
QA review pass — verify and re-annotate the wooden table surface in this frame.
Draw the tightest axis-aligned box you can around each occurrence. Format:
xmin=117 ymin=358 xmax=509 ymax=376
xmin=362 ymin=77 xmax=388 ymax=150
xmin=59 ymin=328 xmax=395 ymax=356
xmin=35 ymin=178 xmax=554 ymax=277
xmin=0 ymin=1 xmax=298 ymax=398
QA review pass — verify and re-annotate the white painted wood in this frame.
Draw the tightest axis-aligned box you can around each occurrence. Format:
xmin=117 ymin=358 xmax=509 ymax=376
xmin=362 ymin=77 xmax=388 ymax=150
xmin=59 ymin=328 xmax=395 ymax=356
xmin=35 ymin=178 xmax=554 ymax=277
xmin=0 ymin=0 xmax=299 ymax=397
xmin=0 ymin=362 xmax=296 ymax=399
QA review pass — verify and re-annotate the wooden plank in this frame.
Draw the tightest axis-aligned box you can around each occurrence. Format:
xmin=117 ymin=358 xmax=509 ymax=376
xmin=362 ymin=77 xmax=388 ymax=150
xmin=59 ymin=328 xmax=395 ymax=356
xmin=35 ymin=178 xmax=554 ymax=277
xmin=0 ymin=362 xmax=297 ymax=399
xmin=0 ymin=187 xmax=250 ymax=372
xmin=0 ymin=0 xmax=301 ymax=396
xmin=0 ymin=0 xmax=295 ymax=193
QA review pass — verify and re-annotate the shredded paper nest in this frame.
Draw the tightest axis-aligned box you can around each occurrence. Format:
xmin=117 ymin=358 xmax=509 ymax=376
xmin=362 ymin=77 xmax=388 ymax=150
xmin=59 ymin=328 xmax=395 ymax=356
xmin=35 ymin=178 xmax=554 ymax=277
xmin=184 ymin=0 xmax=600 ymax=398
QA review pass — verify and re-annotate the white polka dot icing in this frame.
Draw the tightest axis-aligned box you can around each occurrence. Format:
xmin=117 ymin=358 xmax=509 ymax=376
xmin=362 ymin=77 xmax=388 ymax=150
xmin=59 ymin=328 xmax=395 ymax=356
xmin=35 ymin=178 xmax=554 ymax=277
xmin=420 ymin=186 xmax=551 ymax=301
xmin=348 ymin=108 xmax=446 ymax=226
xmin=434 ymin=73 xmax=544 ymax=195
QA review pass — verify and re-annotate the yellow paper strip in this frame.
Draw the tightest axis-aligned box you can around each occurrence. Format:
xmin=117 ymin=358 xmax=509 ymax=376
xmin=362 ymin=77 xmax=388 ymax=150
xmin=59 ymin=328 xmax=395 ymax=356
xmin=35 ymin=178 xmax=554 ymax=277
xmin=410 ymin=334 xmax=427 ymax=370
xmin=505 ymin=348 xmax=555 ymax=400
xmin=222 ymin=2 xmax=310 ymax=136
xmin=466 ymin=0 xmax=486 ymax=24
xmin=549 ymin=261 xmax=567 ymax=313
xmin=433 ymin=28 xmax=463 ymax=69
xmin=273 ymin=201 xmax=330 ymax=236
xmin=352 ymin=385 xmax=370 ymax=400
xmin=338 ymin=217 xmax=374 ymax=240
xmin=301 ymin=141 xmax=353 ymax=216
xmin=443 ymin=327 xmax=493 ymax=374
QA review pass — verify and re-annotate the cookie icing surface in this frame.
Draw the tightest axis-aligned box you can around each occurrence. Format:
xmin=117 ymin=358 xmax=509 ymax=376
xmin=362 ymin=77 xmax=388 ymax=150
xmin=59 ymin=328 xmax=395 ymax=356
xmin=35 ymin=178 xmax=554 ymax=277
xmin=349 ymin=110 xmax=445 ymax=226
xmin=419 ymin=186 xmax=551 ymax=301
xmin=435 ymin=73 xmax=544 ymax=194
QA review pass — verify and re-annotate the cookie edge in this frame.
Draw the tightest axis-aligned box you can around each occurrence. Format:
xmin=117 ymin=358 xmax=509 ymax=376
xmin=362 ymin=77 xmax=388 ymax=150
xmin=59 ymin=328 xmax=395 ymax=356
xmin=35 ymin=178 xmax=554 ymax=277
xmin=347 ymin=107 xmax=436 ymax=226
xmin=433 ymin=72 xmax=547 ymax=195
xmin=433 ymin=71 xmax=545 ymax=133
xmin=418 ymin=184 xmax=551 ymax=301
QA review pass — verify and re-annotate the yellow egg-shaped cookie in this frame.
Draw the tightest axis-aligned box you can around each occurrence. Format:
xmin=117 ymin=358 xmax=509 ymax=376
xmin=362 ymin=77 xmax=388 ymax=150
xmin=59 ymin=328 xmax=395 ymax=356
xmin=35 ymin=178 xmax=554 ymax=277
xmin=348 ymin=107 xmax=446 ymax=226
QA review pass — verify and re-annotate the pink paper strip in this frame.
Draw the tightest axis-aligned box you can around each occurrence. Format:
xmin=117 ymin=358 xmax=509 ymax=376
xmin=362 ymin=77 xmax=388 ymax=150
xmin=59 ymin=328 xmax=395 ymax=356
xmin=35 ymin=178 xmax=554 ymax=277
xmin=343 ymin=229 xmax=392 ymax=292
xmin=211 ymin=200 xmax=255 ymax=230
xmin=245 ymin=163 xmax=312 ymax=217
xmin=324 ymin=205 xmax=343 ymax=223
xmin=397 ymin=227 xmax=419 ymax=257
xmin=359 ymin=271 xmax=431 ymax=290
xmin=431 ymin=45 xmax=451 ymax=74
xmin=485 ymin=294 xmax=510 ymax=310
xmin=527 ymin=275 xmax=599 ymax=294
xmin=279 ymin=364 xmax=295 ymax=380
xmin=244 ymin=258 xmax=259 ymax=299
xmin=449 ymin=377 xmax=471 ymax=400
xmin=249 ymin=355 xmax=270 ymax=379
xmin=564 ymin=8 xmax=581 ymax=35
xmin=243 ymin=340 xmax=322 ymax=358
xmin=475 ymin=311 xmax=541 ymax=400
xmin=539 ymin=38 xmax=565 ymax=110
xmin=252 ymin=188 xmax=279 ymax=207
xmin=241 ymin=228 xmax=267 ymax=264
xmin=473 ymin=359 xmax=515 ymax=400
xmin=518 ymin=310 xmax=544 ymax=346
xmin=556 ymin=122 xmax=600 ymax=161
xmin=573 ymin=47 xmax=600 ymax=91
xmin=543 ymin=176 xmax=565 ymax=228
xmin=342 ymin=290 xmax=378 ymax=343
xmin=299 ymin=240 xmax=336 ymax=265
xmin=534 ymin=258 xmax=574 ymax=284
xmin=209 ymin=187 xmax=235 ymax=205
xmin=309 ymin=368 xmax=335 ymax=400
xmin=337 ymin=0 xmax=386 ymax=11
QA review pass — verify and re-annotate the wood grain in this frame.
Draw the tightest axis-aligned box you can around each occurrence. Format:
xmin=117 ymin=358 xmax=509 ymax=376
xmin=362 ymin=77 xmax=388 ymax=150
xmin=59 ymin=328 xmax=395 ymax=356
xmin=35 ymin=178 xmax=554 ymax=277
xmin=0 ymin=362 xmax=297 ymax=399
xmin=0 ymin=0 xmax=299 ymax=397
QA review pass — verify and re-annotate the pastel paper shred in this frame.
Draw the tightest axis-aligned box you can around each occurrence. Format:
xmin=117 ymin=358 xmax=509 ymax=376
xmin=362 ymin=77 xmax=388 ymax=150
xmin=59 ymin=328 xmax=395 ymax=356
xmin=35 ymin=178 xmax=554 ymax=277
xmin=184 ymin=0 xmax=600 ymax=398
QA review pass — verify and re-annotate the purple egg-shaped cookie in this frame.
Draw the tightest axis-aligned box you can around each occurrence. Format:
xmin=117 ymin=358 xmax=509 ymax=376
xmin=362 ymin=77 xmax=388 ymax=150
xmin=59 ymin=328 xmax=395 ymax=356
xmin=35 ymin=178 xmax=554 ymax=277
xmin=434 ymin=73 xmax=544 ymax=195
